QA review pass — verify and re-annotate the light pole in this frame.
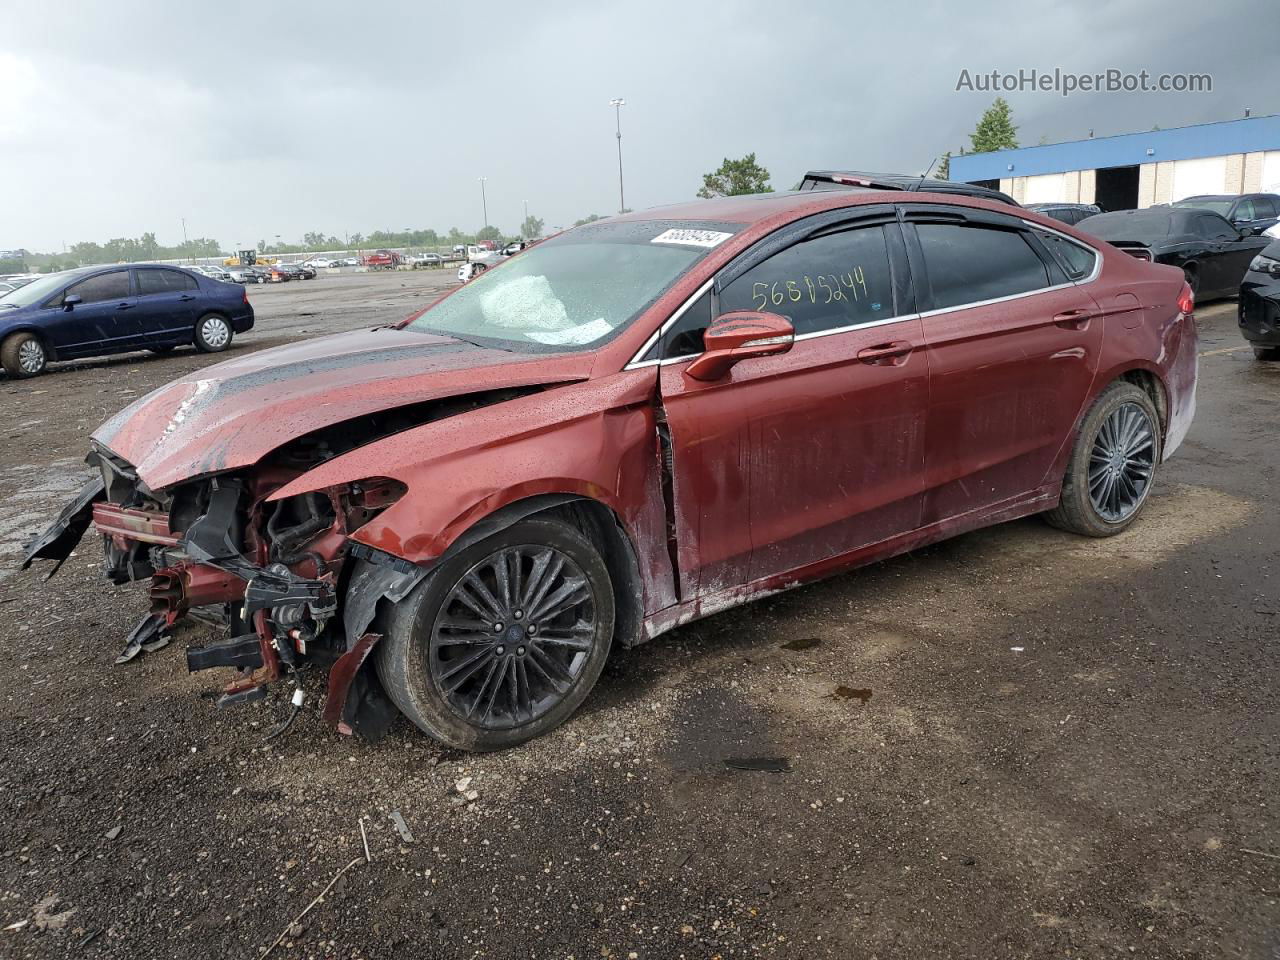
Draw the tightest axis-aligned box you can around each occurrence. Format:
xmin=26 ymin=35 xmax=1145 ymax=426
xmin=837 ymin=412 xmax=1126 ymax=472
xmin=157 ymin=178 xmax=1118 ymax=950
xmin=181 ymin=217 xmax=188 ymax=260
xmin=610 ymin=98 xmax=626 ymax=214
xmin=523 ymin=199 xmax=529 ymax=235
xmin=478 ymin=177 xmax=489 ymax=230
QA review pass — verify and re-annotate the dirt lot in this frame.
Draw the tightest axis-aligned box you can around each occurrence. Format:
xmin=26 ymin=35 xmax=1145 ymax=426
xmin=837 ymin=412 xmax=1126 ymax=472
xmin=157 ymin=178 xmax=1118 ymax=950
xmin=0 ymin=275 xmax=1277 ymax=959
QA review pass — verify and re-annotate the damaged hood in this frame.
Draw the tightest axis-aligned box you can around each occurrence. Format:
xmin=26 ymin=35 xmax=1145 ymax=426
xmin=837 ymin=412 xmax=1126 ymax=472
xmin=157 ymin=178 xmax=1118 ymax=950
xmin=93 ymin=327 xmax=594 ymax=490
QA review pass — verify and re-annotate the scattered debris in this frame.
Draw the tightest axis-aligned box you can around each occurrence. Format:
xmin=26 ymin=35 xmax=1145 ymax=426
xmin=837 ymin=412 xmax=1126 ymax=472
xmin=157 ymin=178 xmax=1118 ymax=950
xmin=1240 ymin=847 xmax=1280 ymax=862
xmin=723 ymin=757 xmax=790 ymax=773
xmin=452 ymin=777 xmax=479 ymax=803
xmin=77 ymin=929 xmax=102 ymax=948
xmin=114 ymin=613 xmax=170 ymax=665
xmin=831 ymin=686 xmax=873 ymax=703
xmin=3 ymin=919 xmax=29 ymax=932
xmin=359 ymin=817 xmax=371 ymax=863
xmin=261 ymin=856 xmax=363 ymax=959
xmin=1010 ymin=646 xmax=1025 ymax=653
xmin=103 ymin=825 xmax=122 ymax=841
xmin=780 ymin=637 xmax=822 ymax=651
xmin=32 ymin=895 xmax=76 ymax=932
xmin=390 ymin=811 xmax=414 ymax=843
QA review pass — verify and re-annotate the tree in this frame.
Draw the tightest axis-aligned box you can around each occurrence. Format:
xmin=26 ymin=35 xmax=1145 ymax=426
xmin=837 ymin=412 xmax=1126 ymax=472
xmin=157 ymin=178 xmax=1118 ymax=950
xmin=257 ymin=239 xmax=267 ymax=254
xmin=935 ymin=152 xmax=952 ymax=180
xmin=574 ymin=214 xmax=603 ymax=227
xmin=349 ymin=232 xmax=364 ymax=248
xmin=475 ymin=225 xmax=503 ymax=245
xmin=968 ymin=97 xmax=1018 ymax=154
xmin=521 ymin=214 xmax=545 ymax=239
xmin=697 ymin=153 xmax=772 ymax=198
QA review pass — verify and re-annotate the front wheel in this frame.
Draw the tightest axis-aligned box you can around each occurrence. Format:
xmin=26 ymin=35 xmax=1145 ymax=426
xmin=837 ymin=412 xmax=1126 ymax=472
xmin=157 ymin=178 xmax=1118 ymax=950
xmin=194 ymin=314 xmax=233 ymax=353
xmin=376 ymin=517 xmax=615 ymax=751
xmin=1045 ymin=381 xmax=1161 ymax=537
xmin=0 ymin=331 xmax=48 ymax=378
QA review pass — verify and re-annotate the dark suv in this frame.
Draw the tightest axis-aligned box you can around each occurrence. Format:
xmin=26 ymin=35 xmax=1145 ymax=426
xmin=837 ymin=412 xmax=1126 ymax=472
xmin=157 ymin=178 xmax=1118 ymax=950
xmin=1172 ymin=193 xmax=1280 ymax=236
xmin=799 ymin=170 xmax=1019 ymax=206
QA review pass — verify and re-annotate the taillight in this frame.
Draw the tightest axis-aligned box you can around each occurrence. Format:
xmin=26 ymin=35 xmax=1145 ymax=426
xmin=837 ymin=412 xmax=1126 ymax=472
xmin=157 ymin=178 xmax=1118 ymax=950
xmin=1177 ymin=281 xmax=1194 ymax=316
xmin=243 ymin=288 xmax=250 ymax=304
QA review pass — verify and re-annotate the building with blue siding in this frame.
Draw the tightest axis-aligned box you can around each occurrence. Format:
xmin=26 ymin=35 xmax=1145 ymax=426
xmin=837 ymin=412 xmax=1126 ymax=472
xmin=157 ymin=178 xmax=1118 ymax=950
xmin=948 ymin=114 xmax=1280 ymax=211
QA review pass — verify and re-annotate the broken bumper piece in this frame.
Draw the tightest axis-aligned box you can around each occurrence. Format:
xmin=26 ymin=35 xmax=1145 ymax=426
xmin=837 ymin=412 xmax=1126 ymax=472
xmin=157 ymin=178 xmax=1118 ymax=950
xmin=21 ymin=476 xmax=106 ymax=576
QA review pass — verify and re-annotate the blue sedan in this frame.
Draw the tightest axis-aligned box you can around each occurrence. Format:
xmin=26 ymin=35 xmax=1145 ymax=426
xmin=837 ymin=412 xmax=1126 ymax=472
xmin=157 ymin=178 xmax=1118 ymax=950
xmin=0 ymin=264 xmax=255 ymax=378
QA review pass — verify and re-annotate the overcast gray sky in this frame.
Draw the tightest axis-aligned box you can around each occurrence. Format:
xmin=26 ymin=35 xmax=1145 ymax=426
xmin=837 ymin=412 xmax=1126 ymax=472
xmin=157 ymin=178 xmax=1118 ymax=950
xmin=3 ymin=0 xmax=1275 ymax=252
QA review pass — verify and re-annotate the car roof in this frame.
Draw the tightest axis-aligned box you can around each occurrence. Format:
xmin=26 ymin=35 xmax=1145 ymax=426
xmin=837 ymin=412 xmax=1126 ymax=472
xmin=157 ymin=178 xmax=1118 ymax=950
xmin=802 ymin=170 xmax=1019 ymax=206
xmin=607 ymin=188 xmax=1022 ymax=228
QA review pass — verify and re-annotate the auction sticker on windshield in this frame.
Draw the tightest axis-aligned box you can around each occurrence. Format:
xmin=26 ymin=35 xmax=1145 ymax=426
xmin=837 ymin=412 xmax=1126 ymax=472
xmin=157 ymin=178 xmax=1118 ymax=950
xmin=650 ymin=228 xmax=734 ymax=248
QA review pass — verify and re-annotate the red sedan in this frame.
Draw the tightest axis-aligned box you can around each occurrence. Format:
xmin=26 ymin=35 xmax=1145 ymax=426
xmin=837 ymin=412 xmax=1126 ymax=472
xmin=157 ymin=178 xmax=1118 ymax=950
xmin=24 ymin=189 xmax=1197 ymax=750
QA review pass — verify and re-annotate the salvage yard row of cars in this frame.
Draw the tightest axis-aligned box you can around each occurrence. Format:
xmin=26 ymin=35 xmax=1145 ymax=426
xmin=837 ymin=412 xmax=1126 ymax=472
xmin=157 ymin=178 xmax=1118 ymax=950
xmin=22 ymin=181 xmax=1204 ymax=752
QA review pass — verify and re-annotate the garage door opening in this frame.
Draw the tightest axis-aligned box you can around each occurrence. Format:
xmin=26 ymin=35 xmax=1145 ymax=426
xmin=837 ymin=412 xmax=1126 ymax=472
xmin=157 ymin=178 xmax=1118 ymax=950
xmin=1095 ymin=165 xmax=1139 ymax=212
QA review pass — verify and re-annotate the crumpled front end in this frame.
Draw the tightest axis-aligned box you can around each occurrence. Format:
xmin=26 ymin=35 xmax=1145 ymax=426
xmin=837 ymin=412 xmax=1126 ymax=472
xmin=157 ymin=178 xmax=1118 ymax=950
xmin=25 ymin=442 xmax=423 ymax=738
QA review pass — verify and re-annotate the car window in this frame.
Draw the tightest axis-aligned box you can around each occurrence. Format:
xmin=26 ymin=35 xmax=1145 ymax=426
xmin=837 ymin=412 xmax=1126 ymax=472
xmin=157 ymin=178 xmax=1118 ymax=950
xmin=645 ymin=290 xmax=714 ymax=361
xmin=1036 ymin=231 xmax=1097 ymax=281
xmin=60 ymin=270 xmax=131 ymax=306
xmin=718 ymin=224 xmax=896 ymax=336
xmin=136 ymin=269 xmax=197 ymax=296
xmin=1234 ymin=199 xmax=1256 ymax=222
xmin=1195 ymin=214 xmax=1238 ymax=240
xmin=1255 ymin=197 xmax=1277 ymax=218
xmin=914 ymin=224 xmax=1051 ymax=310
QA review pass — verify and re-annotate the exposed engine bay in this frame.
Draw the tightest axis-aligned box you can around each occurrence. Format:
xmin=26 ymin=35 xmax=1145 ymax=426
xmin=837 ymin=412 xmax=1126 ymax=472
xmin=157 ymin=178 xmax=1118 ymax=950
xmin=23 ymin=386 xmax=542 ymax=740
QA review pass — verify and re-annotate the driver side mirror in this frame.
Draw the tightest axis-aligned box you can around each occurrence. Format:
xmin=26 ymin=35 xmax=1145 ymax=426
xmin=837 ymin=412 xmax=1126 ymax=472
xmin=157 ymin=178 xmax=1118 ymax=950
xmin=685 ymin=311 xmax=794 ymax=382
xmin=62 ymin=294 xmax=82 ymax=311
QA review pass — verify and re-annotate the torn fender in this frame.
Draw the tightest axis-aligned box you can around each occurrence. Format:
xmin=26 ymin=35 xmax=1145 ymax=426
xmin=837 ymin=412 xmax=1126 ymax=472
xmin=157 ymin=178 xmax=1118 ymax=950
xmin=268 ymin=369 xmax=677 ymax=616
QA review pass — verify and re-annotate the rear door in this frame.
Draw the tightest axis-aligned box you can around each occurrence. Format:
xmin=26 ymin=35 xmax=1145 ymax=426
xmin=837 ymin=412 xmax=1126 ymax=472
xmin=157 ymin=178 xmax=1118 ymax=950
xmin=42 ymin=269 xmax=139 ymax=356
xmin=1194 ymin=213 xmax=1268 ymax=296
xmin=133 ymin=267 xmax=201 ymax=342
xmin=901 ymin=205 xmax=1104 ymax=525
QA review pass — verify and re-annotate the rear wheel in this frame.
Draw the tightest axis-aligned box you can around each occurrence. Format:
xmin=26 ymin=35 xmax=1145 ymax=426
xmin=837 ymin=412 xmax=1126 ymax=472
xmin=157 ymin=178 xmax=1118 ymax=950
xmin=1254 ymin=346 xmax=1280 ymax=361
xmin=194 ymin=314 xmax=233 ymax=353
xmin=0 ymin=331 xmax=47 ymax=378
xmin=376 ymin=517 xmax=615 ymax=751
xmin=1045 ymin=381 xmax=1161 ymax=537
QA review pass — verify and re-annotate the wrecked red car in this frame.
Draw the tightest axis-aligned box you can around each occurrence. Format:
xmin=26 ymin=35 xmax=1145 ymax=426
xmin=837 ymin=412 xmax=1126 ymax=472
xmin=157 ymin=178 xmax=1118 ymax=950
xmin=23 ymin=190 xmax=1198 ymax=750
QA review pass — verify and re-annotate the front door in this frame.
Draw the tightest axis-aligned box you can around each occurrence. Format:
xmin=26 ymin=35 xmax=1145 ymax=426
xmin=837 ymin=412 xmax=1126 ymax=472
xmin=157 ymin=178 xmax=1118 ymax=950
xmin=42 ymin=269 xmax=140 ymax=357
xmin=657 ymin=215 xmax=930 ymax=597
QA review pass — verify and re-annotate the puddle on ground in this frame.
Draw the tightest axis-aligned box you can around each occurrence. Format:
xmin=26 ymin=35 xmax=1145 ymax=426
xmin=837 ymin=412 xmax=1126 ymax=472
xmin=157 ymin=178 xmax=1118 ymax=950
xmin=831 ymin=686 xmax=873 ymax=703
xmin=780 ymin=636 xmax=822 ymax=651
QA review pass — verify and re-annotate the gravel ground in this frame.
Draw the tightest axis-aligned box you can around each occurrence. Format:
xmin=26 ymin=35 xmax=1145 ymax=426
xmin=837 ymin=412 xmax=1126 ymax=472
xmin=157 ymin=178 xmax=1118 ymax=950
xmin=0 ymin=278 xmax=1276 ymax=960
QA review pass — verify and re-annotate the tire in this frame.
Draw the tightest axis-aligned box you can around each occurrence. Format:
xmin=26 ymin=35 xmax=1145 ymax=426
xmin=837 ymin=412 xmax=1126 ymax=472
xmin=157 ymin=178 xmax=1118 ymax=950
xmin=194 ymin=313 xmax=233 ymax=353
xmin=1045 ymin=381 xmax=1161 ymax=537
xmin=0 ymin=331 xmax=48 ymax=378
xmin=1254 ymin=346 xmax=1280 ymax=361
xmin=375 ymin=516 xmax=615 ymax=751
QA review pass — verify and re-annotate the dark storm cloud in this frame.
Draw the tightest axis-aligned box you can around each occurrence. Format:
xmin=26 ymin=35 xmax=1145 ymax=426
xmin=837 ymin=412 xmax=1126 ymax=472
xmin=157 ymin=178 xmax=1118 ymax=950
xmin=2 ymin=0 xmax=1274 ymax=251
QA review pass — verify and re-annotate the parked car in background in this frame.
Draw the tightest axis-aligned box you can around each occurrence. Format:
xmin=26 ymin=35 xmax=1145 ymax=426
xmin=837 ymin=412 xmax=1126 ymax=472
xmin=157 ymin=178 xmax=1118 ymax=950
xmin=190 ymin=265 xmax=231 ymax=282
xmin=304 ymin=257 xmax=338 ymax=269
xmin=0 ymin=281 xmax=18 ymax=296
xmin=799 ymin=170 xmax=1020 ymax=206
xmin=343 ymin=257 xmax=359 ymax=266
xmin=456 ymin=260 xmax=488 ymax=282
xmin=1172 ymin=193 xmax=1280 ymax=236
xmin=295 ymin=263 xmax=316 ymax=279
xmin=412 ymin=253 xmax=443 ymax=267
xmin=225 ymin=265 xmax=261 ymax=284
xmin=266 ymin=265 xmax=292 ymax=283
xmin=1238 ymin=237 xmax=1280 ymax=361
xmin=22 ymin=191 xmax=1198 ymax=750
xmin=1026 ymin=202 xmax=1102 ymax=225
xmin=0 ymin=265 xmax=253 ymax=377
xmin=1078 ymin=206 xmax=1271 ymax=300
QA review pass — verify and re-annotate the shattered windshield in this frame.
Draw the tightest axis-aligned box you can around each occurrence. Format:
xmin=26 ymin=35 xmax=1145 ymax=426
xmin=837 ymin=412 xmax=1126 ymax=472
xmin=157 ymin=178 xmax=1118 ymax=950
xmin=403 ymin=220 xmax=738 ymax=351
